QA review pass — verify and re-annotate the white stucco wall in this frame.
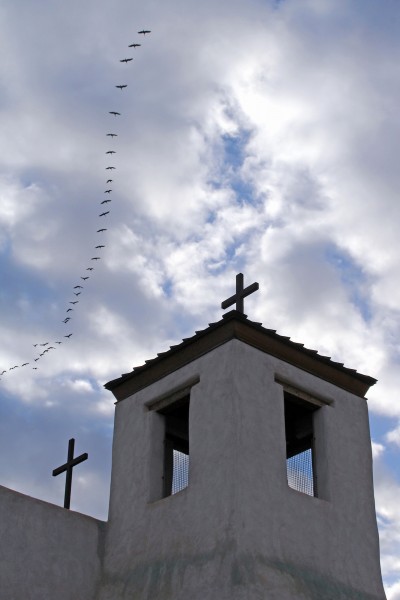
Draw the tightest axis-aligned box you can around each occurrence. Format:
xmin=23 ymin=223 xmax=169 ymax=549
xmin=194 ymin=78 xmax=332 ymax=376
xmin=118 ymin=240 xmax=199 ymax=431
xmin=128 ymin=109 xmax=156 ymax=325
xmin=99 ymin=338 xmax=386 ymax=600
xmin=0 ymin=485 xmax=103 ymax=600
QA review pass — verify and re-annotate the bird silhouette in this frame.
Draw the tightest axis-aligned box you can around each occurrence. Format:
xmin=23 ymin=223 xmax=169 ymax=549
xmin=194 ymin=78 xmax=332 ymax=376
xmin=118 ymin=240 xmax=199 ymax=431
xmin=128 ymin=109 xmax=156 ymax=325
xmin=129 ymin=43 xmax=141 ymax=48
xmin=138 ymin=30 xmax=151 ymax=35
xmin=99 ymin=211 xmax=110 ymax=217
xmin=74 ymin=285 xmax=83 ymax=289
xmin=101 ymin=199 xmax=111 ymax=204
xmin=87 ymin=267 xmax=94 ymax=270
xmin=109 ymin=111 xmax=121 ymax=116
xmin=91 ymin=257 xmax=101 ymax=260
xmin=106 ymin=179 xmax=113 ymax=183
xmin=81 ymin=276 xmax=89 ymax=280
xmin=107 ymin=133 xmax=117 ymax=138
xmin=120 ymin=58 xmax=133 ymax=63
xmin=95 ymin=245 xmax=105 ymax=249
xmin=33 ymin=367 xmax=38 ymax=370
xmin=66 ymin=308 xmax=73 ymax=312
xmin=65 ymin=334 xmax=72 ymax=338
xmin=55 ymin=342 xmax=62 ymax=344
xmin=40 ymin=343 xmax=49 ymax=346
xmin=74 ymin=292 xmax=81 ymax=296
xmin=104 ymin=189 xmax=112 ymax=193
xmin=63 ymin=318 xmax=71 ymax=323
xmin=70 ymin=301 xmax=79 ymax=304
xmin=106 ymin=151 xmax=115 ymax=155
xmin=116 ymin=85 xmax=127 ymax=90
xmin=21 ymin=363 xmax=29 ymax=366
xmin=106 ymin=167 xmax=116 ymax=170
xmin=97 ymin=228 xmax=107 ymax=232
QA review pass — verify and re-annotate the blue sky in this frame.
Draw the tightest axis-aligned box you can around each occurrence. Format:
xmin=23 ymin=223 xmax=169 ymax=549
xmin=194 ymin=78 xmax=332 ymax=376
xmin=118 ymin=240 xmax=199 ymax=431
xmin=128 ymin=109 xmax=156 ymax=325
xmin=1 ymin=0 xmax=400 ymax=595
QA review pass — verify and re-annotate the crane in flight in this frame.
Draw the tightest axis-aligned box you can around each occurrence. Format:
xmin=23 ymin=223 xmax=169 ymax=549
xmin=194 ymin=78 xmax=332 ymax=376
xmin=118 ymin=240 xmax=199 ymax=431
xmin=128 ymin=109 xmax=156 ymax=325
xmin=101 ymin=199 xmax=111 ymax=204
xmin=116 ymin=85 xmax=127 ymax=90
xmin=107 ymin=134 xmax=117 ymax=138
xmin=138 ymin=30 xmax=151 ymax=35
xmin=120 ymin=58 xmax=133 ymax=63
xmin=99 ymin=211 xmax=110 ymax=217
xmin=97 ymin=228 xmax=107 ymax=232
xmin=109 ymin=111 xmax=121 ymax=116
xmin=129 ymin=43 xmax=141 ymax=47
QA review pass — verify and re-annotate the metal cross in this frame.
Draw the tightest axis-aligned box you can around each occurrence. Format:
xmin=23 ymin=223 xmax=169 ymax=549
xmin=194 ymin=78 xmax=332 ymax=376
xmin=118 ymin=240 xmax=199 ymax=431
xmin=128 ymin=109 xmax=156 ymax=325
xmin=221 ymin=272 xmax=259 ymax=314
xmin=52 ymin=438 xmax=88 ymax=509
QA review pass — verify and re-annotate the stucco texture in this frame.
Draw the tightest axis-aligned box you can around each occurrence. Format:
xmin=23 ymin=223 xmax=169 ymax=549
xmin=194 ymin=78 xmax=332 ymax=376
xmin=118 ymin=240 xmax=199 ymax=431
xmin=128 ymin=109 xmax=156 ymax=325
xmin=98 ymin=339 xmax=386 ymax=600
xmin=0 ymin=485 xmax=104 ymax=600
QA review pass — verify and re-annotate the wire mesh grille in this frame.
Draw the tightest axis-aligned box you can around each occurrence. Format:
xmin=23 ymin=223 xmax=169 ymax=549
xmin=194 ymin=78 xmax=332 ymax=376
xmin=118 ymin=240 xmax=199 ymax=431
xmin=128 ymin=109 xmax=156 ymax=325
xmin=287 ymin=448 xmax=314 ymax=496
xmin=172 ymin=449 xmax=189 ymax=494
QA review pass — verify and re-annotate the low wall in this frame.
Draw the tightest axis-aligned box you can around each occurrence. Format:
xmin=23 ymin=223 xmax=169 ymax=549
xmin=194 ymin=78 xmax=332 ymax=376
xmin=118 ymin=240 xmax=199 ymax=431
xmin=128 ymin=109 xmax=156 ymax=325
xmin=0 ymin=485 xmax=104 ymax=600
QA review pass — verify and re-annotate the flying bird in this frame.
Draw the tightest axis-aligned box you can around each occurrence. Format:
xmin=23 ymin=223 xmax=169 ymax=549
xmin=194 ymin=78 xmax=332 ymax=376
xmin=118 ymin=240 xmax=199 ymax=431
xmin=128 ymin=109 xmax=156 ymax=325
xmin=64 ymin=334 xmax=72 ymax=338
xmin=74 ymin=285 xmax=83 ymax=289
xmin=55 ymin=342 xmax=62 ymax=345
xmin=99 ymin=211 xmax=110 ymax=217
xmin=74 ymin=292 xmax=81 ymax=296
xmin=95 ymin=245 xmax=105 ymax=249
xmin=106 ymin=151 xmax=115 ymax=155
xmin=104 ymin=189 xmax=112 ymax=193
xmin=33 ymin=344 xmax=38 ymax=347
xmin=116 ymin=85 xmax=127 ymax=90
xmin=40 ymin=343 xmax=49 ymax=346
xmin=138 ymin=30 xmax=151 ymax=35
xmin=128 ymin=43 xmax=141 ymax=48
xmin=21 ymin=363 xmax=29 ymax=366
xmin=97 ymin=228 xmax=107 ymax=232
xmin=106 ymin=179 xmax=113 ymax=183
xmin=109 ymin=111 xmax=121 ymax=116
xmin=91 ymin=257 xmax=101 ymax=260
xmin=107 ymin=134 xmax=117 ymax=137
xmin=66 ymin=308 xmax=73 ymax=312
xmin=87 ymin=267 xmax=94 ymax=270
xmin=63 ymin=318 xmax=71 ymax=323
xmin=101 ymin=199 xmax=111 ymax=204
xmin=120 ymin=58 xmax=133 ymax=63
xmin=70 ymin=301 xmax=79 ymax=304
xmin=33 ymin=367 xmax=38 ymax=370
xmin=81 ymin=276 xmax=89 ymax=280
xmin=34 ymin=358 xmax=39 ymax=361
xmin=106 ymin=166 xmax=116 ymax=170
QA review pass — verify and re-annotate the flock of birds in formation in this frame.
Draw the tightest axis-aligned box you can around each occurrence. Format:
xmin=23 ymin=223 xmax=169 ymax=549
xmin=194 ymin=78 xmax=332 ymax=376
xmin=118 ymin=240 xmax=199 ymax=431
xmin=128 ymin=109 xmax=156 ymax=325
xmin=0 ymin=30 xmax=152 ymax=382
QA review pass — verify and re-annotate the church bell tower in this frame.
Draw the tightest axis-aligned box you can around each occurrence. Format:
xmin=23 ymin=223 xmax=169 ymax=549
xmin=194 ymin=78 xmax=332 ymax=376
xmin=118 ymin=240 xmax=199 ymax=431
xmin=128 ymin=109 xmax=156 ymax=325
xmin=99 ymin=274 xmax=386 ymax=600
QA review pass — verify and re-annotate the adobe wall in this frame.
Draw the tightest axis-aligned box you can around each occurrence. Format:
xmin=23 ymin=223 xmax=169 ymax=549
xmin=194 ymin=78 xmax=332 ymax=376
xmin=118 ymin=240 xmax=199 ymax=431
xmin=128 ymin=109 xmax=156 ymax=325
xmin=99 ymin=338 xmax=386 ymax=600
xmin=0 ymin=484 xmax=104 ymax=600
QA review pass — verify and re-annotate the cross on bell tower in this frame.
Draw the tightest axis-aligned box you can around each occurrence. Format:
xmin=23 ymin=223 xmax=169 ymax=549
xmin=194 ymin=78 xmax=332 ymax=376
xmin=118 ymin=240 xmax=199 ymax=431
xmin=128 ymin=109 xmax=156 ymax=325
xmin=221 ymin=272 xmax=259 ymax=314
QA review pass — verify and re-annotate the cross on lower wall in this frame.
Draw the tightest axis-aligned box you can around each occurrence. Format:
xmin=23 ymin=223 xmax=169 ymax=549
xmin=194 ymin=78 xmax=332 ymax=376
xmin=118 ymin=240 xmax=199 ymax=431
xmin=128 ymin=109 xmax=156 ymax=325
xmin=52 ymin=438 xmax=88 ymax=510
xmin=221 ymin=273 xmax=259 ymax=314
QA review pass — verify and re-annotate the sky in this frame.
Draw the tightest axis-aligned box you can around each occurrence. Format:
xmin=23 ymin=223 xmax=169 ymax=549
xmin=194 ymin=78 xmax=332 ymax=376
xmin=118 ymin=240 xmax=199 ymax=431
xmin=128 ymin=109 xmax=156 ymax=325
xmin=0 ymin=0 xmax=399 ymax=594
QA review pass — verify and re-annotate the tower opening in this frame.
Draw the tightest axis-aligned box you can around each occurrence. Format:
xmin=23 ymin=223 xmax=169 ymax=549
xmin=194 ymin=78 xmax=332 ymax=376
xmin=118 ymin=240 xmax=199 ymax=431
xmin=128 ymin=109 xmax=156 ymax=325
xmin=159 ymin=395 xmax=190 ymax=496
xmin=284 ymin=391 xmax=318 ymax=497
